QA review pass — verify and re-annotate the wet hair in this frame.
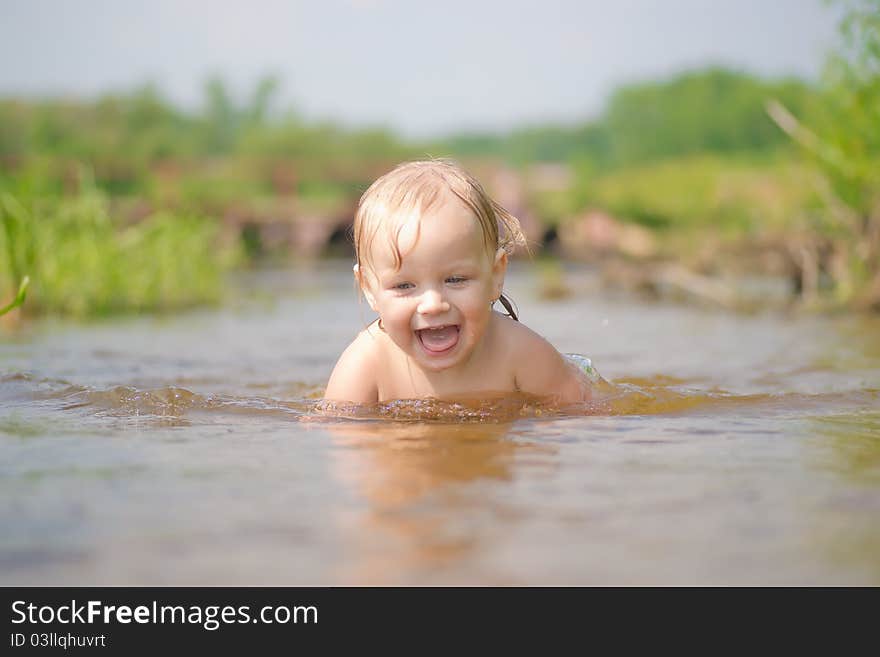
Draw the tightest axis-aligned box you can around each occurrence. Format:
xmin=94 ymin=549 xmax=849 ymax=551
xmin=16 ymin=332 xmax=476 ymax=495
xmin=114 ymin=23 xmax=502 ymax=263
xmin=353 ymin=159 xmax=527 ymax=320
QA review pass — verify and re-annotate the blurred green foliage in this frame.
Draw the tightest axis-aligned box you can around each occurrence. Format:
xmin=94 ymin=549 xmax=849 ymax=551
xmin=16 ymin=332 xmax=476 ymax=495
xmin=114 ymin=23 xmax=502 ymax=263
xmin=768 ymin=0 xmax=880 ymax=307
xmin=0 ymin=171 xmax=239 ymax=317
xmin=0 ymin=76 xmax=414 ymax=206
xmin=602 ymin=70 xmax=814 ymax=167
xmin=578 ymin=154 xmax=811 ymax=234
xmin=811 ymin=0 xmax=880 ymax=214
xmin=0 ymin=275 xmax=28 ymax=316
xmin=438 ymin=69 xmax=815 ymax=167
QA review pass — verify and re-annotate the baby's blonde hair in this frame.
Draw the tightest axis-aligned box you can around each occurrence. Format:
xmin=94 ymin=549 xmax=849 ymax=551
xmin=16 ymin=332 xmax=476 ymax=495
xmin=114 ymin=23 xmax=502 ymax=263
xmin=353 ymin=159 xmax=527 ymax=319
xmin=354 ymin=159 xmax=526 ymax=269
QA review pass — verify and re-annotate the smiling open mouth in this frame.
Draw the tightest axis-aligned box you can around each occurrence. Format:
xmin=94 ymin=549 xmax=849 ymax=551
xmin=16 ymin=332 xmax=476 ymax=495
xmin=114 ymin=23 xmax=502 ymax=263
xmin=416 ymin=325 xmax=460 ymax=353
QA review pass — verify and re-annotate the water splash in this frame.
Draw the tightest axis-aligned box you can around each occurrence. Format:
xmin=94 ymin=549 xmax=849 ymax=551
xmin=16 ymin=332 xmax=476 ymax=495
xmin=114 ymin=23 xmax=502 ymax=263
xmin=3 ymin=370 xmax=876 ymax=428
xmin=312 ymin=394 xmax=574 ymax=423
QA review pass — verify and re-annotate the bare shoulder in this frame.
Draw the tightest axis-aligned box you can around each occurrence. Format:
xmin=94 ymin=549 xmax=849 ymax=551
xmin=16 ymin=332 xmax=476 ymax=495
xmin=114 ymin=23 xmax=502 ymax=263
xmin=501 ymin=319 xmax=563 ymax=372
xmin=503 ymin=319 xmax=590 ymax=404
xmin=323 ymin=327 xmax=381 ymax=403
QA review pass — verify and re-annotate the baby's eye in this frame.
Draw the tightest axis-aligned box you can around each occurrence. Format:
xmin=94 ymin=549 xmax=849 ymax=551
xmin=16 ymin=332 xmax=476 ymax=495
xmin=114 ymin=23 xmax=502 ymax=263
xmin=392 ymin=282 xmax=414 ymax=290
xmin=445 ymin=276 xmax=468 ymax=284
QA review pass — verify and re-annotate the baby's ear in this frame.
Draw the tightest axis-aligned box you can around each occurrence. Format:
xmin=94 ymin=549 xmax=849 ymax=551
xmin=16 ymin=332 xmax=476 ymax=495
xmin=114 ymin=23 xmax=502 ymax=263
xmin=354 ymin=263 xmax=379 ymax=311
xmin=362 ymin=288 xmax=378 ymax=312
xmin=492 ymin=247 xmax=508 ymax=296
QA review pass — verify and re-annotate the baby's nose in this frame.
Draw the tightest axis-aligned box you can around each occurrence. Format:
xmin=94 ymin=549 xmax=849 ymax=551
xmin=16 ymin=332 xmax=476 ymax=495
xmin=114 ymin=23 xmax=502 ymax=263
xmin=417 ymin=289 xmax=450 ymax=314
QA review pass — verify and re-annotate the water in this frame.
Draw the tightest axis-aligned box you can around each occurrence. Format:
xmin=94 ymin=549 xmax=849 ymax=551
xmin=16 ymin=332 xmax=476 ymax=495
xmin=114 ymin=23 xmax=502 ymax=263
xmin=2 ymin=262 xmax=879 ymax=585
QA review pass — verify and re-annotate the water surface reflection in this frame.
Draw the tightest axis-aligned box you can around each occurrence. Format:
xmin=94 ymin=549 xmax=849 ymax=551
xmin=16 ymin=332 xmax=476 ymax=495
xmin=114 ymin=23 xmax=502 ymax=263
xmin=326 ymin=420 xmax=541 ymax=583
xmin=1 ymin=264 xmax=879 ymax=584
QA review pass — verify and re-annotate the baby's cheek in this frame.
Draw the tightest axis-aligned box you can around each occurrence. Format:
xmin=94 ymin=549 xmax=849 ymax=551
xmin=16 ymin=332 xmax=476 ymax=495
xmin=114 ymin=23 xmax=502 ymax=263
xmin=466 ymin=308 xmax=491 ymax=338
xmin=385 ymin=302 xmax=412 ymax=323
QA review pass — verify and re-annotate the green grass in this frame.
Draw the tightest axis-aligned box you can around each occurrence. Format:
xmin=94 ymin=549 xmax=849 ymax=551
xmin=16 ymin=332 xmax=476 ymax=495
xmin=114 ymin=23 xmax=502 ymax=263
xmin=579 ymin=153 xmax=814 ymax=238
xmin=0 ymin=176 xmax=240 ymax=317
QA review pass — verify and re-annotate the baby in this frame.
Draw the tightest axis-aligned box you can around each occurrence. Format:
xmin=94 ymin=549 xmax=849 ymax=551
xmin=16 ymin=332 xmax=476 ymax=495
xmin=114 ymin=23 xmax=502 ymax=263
xmin=324 ymin=159 xmax=591 ymax=405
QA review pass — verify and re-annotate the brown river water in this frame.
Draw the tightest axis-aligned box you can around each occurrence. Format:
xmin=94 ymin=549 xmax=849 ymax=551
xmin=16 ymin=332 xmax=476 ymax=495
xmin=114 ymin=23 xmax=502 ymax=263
xmin=1 ymin=262 xmax=879 ymax=585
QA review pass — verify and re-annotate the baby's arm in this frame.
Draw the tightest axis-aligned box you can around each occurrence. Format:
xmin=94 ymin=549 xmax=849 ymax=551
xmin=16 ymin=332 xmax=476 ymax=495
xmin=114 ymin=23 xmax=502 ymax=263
xmin=323 ymin=331 xmax=380 ymax=403
xmin=511 ymin=325 xmax=591 ymax=405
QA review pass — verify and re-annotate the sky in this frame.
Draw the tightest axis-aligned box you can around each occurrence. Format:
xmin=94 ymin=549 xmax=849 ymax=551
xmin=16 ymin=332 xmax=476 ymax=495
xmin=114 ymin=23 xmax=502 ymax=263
xmin=0 ymin=0 xmax=842 ymax=137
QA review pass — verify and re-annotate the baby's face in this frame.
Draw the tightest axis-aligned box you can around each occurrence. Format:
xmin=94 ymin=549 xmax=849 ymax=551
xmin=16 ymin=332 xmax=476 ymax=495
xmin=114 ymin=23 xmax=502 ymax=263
xmin=360 ymin=196 xmax=507 ymax=373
